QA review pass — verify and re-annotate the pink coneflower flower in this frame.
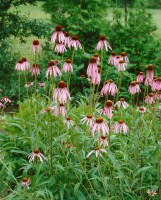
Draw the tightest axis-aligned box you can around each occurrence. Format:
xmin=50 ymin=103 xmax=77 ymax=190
xmin=31 ymin=64 xmax=40 ymax=76
xmin=93 ymin=53 xmax=100 ymax=65
xmin=70 ymin=35 xmax=82 ymax=50
xmin=62 ymin=59 xmax=73 ymax=73
xmin=86 ymin=147 xmax=107 ymax=158
xmin=55 ymin=42 xmax=66 ymax=54
xmin=0 ymin=102 xmax=3 ymax=108
xmin=137 ymin=106 xmax=146 ymax=113
xmin=64 ymin=117 xmax=74 ymax=129
xmin=101 ymin=100 xmax=113 ymax=119
xmin=108 ymin=79 xmax=118 ymax=96
xmin=147 ymin=189 xmax=157 ymax=197
xmin=100 ymin=80 xmax=110 ymax=96
xmin=53 ymin=103 xmax=66 ymax=117
xmin=120 ymin=52 xmax=129 ymax=64
xmin=114 ymin=120 xmax=129 ymax=134
xmin=21 ymin=57 xmax=30 ymax=71
xmin=64 ymin=32 xmax=71 ymax=48
xmin=144 ymin=76 xmax=153 ymax=86
xmin=39 ymin=82 xmax=45 ymax=88
xmin=115 ymin=98 xmax=128 ymax=109
xmin=1 ymin=96 xmax=11 ymax=103
xmin=81 ymin=114 xmax=94 ymax=127
xmin=87 ymin=57 xmax=98 ymax=78
xmin=53 ymin=81 xmax=70 ymax=104
xmin=91 ymin=68 xmax=101 ymax=85
xmin=41 ymin=107 xmax=54 ymax=114
xmin=28 ymin=149 xmax=46 ymax=162
xmin=117 ymin=60 xmax=127 ymax=71
xmin=92 ymin=117 xmax=109 ymax=137
xmin=151 ymin=77 xmax=161 ymax=91
xmin=96 ymin=35 xmax=112 ymax=51
xmin=51 ymin=25 xmax=65 ymax=44
xmin=128 ymin=81 xmax=141 ymax=95
xmin=25 ymin=82 xmax=33 ymax=88
xmin=146 ymin=64 xmax=154 ymax=80
xmin=46 ymin=60 xmax=61 ymax=78
xmin=108 ymin=52 xmax=117 ymax=66
xmin=137 ymin=72 xmax=144 ymax=83
xmin=21 ymin=177 xmax=32 ymax=188
xmin=115 ymin=56 xmax=121 ymax=67
xmin=145 ymin=93 xmax=155 ymax=104
xmin=31 ymin=39 xmax=42 ymax=54
xmin=99 ymin=136 xmax=108 ymax=147
xmin=15 ymin=59 xmax=24 ymax=71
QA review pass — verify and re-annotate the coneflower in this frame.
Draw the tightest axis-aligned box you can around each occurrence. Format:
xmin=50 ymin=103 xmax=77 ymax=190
xmin=87 ymin=57 xmax=98 ymax=78
xmin=115 ymin=98 xmax=128 ymax=109
xmin=120 ymin=52 xmax=129 ymax=64
xmin=70 ymin=35 xmax=82 ymax=50
xmin=86 ymin=147 xmax=107 ymax=158
xmin=46 ymin=60 xmax=62 ymax=78
xmin=92 ymin=117 xmax=109 ymax=136
xmin=108 ymin=51 xmax=117 ymax=66
xmin=114 ymin=120 xmax=129 ymax=134
xmin=28 ymin=149 xmax=46 ymax=162
xmin=96 ymin=35 xmax=112 ymax=51
xmin=62 ymin=59 xmax=73 ymax=73
xmin=31 ymin=64 xmax=40 ymax=76
xmin=51 ymin=25 xmax=65 ymax=44
xmin=31 ymin=39 xmax=42 ymax=54
xmin=53 ymin=81 xmax=70 ymax=104
xmin=137 ymin=72 xmax=144 ymax=83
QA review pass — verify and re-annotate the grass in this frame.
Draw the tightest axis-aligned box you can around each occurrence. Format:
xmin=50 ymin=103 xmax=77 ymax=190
xmin=148 ymin=9 xmax=161 ymax=38
xmin=10 ymin=1 xmax=50 ymax=20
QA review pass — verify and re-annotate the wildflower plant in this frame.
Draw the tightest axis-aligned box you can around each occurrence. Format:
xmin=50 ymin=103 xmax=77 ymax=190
xmin=0 ymin=23 xmax=161 ymax=200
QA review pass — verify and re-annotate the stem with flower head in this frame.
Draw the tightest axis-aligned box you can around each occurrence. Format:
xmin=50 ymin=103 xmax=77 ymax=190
xmin=35 ymin=110 xmax=39 ymax=149
xmin=34 ymin=54 xmax=37 ymax=97
xmin=49 ymin=112 xmax=53 ymax=175
xmin=108 ymin=118 xmax=111 ymax=146
xmin=60 ymin=53 xmax=64 ymax=81
xmin=116 ymin=72 xmax=122 ymax=103
xmin=18 ymin=73 xmax=21 ymax=102
xmin=89 ymin=80 xmax=92 ymax=113
xmin=67 ymin=49 xmax=75 ymax=90
xmin=23 ymin=72 xmax=30 ymax=100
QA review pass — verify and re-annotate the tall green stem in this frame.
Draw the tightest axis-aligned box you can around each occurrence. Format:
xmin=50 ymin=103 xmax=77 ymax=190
xmin=18 ymin=73 xmax=21 ymax=102
xmin=49 ymin=113 xmax=53 ymax=175
xmin=116 ymin=72 xmax=122 ymax=103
